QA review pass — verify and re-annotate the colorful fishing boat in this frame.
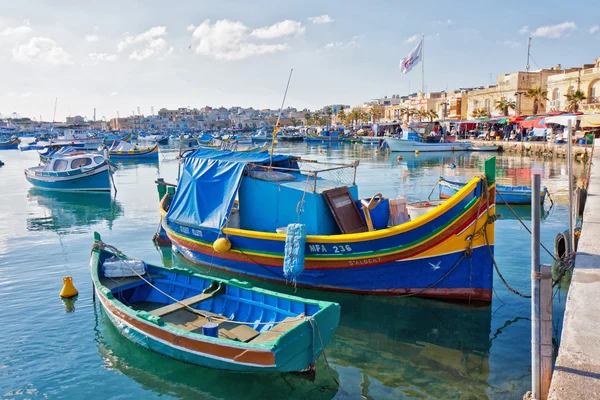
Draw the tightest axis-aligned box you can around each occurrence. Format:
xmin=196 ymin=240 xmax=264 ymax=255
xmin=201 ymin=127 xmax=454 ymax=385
xmin=90 ymin=232 xmax=340 ymax=372
xmin=385 ymin=137 xmax=472 ymax=152
xmin=25 ymin=151 xmax=114 ymax=192
xmin=156 ymin=149 xmax=497 ymax=302
xmin=439 ymin=177 xmax=547 ymax=205
xmin=0 ymin=137 xmax=20 ymax=149
xmin=109 ymin=141 xmax=159 ymax=160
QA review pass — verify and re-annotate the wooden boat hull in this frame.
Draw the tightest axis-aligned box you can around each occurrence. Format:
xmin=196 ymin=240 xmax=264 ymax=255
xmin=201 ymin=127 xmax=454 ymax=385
xmin=110 ymin=145 xmax=159 ymax=160
xmin=25 ymin=163 xmax=111 ymax=191
xmin=304 ymin=136 xmax=345 ymax=143
xmin=384 ymin=137 xmax=472 ymax=152
xmin=0 ymin=138 xmax=20 ymax=149
xmin=160 ymin=175 xmax=496 ymax=302
xmin=439 ymin=178 xmax=546 ymax=205
xmin=91 ymin=235 xmax=340 ymax=372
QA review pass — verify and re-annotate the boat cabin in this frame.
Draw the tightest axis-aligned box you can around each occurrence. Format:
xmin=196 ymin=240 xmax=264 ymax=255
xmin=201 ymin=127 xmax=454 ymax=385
xmin=44 ymin=153 xmax=106 ymax=173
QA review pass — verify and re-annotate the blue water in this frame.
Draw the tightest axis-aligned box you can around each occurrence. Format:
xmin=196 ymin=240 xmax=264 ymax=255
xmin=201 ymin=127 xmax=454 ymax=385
xmin=0 ymin=142 xmax=581 ymax=399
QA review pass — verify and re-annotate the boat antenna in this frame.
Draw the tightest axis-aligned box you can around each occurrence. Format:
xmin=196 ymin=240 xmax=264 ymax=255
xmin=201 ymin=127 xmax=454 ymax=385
xmin=421 ymin=34 xmax=425 ymax=95
xmin=526 ymin=37 xmax=531 ymax=73
xmin=270 ymin=68 xmax=294 ymax=166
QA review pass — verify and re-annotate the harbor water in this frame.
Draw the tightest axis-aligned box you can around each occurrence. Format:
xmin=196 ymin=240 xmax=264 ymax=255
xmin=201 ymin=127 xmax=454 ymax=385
xmin=0 ymin=142 xmax=582 ymax=399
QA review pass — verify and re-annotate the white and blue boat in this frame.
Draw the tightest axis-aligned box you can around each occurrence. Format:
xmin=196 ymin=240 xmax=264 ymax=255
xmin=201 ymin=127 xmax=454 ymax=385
xmin=439 ymin=177 xmax=548 ymax=205
xmin=25 ymin=151 xmax=114 ymax=192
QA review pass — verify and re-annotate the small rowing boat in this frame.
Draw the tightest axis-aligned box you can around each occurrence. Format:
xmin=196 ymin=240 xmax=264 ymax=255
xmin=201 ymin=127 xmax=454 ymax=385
xmin=439 ymin=177 xmax=548 ymax=205
xmin=0 ymin=137 xmax=20 ymax=149
xmin=109 ymin=141 xmax=159 ymax=160
xmin=90 ymin=232 xmax=340 ymax=372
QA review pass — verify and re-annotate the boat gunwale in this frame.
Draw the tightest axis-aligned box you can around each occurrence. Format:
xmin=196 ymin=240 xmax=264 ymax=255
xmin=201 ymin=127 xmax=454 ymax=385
xmin=159 ymin=175 xmax=486 ymax=243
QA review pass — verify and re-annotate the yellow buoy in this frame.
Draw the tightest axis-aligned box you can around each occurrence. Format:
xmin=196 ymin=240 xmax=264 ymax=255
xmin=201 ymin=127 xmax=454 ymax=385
xmin=60 ymin=276 xmax=78 ymax=298
xmin=415 ymin=150 xmax=420 ymax=155
xmin=213 ymin=237 xmax=232 ymax=252
xmin=375 ymin=149 xmax=379 ymax=154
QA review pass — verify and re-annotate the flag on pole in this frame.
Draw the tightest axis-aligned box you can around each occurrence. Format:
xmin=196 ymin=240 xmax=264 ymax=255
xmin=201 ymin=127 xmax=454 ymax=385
xmin=399 ymin=37 xmax=423 ymax=75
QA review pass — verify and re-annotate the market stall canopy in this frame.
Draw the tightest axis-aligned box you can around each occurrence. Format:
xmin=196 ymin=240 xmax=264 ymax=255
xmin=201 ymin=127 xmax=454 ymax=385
xmin=542 ymin=114 xmax=600 ymax=127
xmin=520 ymin=117 xmax=547 ymax=129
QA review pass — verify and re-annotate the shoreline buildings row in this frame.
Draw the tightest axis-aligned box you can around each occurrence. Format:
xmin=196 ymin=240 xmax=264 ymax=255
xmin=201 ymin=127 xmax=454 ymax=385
xmin=2 ymin=57 xmax=599 ymax=131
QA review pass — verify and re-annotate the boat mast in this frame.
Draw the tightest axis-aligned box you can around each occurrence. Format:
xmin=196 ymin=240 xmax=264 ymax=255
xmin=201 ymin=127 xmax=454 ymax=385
xmin=269 ymin=68 xmax=294 ymax=165
xmin=52 ymin=97 xmax=58 ymax=123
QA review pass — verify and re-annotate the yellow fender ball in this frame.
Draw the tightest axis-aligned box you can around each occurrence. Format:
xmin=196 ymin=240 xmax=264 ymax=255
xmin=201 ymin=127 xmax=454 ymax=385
xmin=213 ymin=238 xmax=232 ymax=253
xmin=415 ymin=150 xmax=420 ymax=155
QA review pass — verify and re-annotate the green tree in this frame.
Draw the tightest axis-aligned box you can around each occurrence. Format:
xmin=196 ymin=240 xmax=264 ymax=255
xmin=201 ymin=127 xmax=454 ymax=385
xmin=526 ymin=87 xmax=549 ymax=115
xmin=368 ymin=105 xmax=384 ymax=124
xmin=337 ymin=109 xmax=346 ymax=124
xmin=564 ymin=90 xmax=586 ymax=112
xmin=427 ymin=109 xmax=439 ymax=121
xmin=325 ymin=107 xmax=333 ymax=125
xmin=304 ymin=112 xmax=311 ymax=125
xmin=495 ymin=99 xmax=516 ymax=116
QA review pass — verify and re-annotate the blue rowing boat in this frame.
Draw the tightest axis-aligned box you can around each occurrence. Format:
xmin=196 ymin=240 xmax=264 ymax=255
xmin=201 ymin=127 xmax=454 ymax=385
xmin=439 ymin=177 xmax=548 ymax=205
xmin=0 ymin=137 xmax=20 ymax=149
xmin=91 ymin=232 xmax=340 ymax=372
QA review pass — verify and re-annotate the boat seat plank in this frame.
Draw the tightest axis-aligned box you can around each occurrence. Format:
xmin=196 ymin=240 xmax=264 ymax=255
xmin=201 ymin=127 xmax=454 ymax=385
xmin=151 ymin=292 xmax=216 ymax=317
xmin=163 ymin=309 xmax=259 ymax=342
xmin=218 ymin=323 xmax=260 ymax=342
xmin=249 ymin=317 xmax=305 ymax=344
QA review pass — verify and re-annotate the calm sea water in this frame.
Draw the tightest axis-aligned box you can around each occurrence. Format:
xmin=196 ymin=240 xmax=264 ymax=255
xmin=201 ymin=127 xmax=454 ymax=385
xmin=0 ymin=141 xmax=582 ymax=399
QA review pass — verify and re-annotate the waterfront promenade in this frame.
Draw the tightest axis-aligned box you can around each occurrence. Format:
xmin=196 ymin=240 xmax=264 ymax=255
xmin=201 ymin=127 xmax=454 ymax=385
xmin=549 ymin=140 xmax=600 ymax=399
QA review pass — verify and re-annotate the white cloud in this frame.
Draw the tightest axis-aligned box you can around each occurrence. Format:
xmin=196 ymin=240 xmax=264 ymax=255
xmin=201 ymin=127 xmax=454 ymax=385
xmin=530 ymin=21 xmax=576 ymax=38
xmin=519 ymin=26 xmax=529 ymax=35
xmin=89 ymin=53 xmax=117 ymax=63
xmin=425 ymin=33 xmax=440 ymax=40
xmin=85 ymin=34 xmax=99 ymax=43
xmin=0 ymin=25 xmax=33 ymax=38
xmin=117 ymin=26 xmax=173 ymax=60
xmin=590 ymin=25 xmax=599 ymax=34
xmin=110 ymin=91 xmax=119 ymax=96
xmin=186 ymin=24 xmax=195 ymax=32
xmin=308 ymin=15 xmax=334 ymax=24
xmin=503 ymin=40 xmax=521 ymax=48
xmin=250 ymin=20 xmax=304 ymax=39
xmin=20 ymin=92 xmax=32 ymax=98
xmin=189 ymin=19 xmax=291 ymax=60
xmin=324 ymin=39 xmax=359 ymax=50
xmin=12 ymin=37 xmax=73 ymax=65
xmin=437 ymin=19 xmax=453 ymax=25
xmin=404 ymin=34 xmax=420 ymax=44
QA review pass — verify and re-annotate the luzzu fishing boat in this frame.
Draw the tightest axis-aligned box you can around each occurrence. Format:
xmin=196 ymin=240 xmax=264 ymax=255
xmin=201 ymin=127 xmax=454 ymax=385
xmin=109 ymin=141 xmax=159 ymax=160
xmin=439 ymin=177 xmax=548 ymax=205
xmin=156 ymin=149 xmax=497 ymax=302
xmin=25 ymin=151 xmax=114 ymax=191
xmin=90 ymin=232 xmax=340 ymax=372
xmin=0 ymin=137 xmax=20 ymax=149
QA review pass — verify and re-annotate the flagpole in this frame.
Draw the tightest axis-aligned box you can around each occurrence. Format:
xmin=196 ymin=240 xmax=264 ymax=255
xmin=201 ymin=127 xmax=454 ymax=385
xmin=421 ymin=34 xmax=425 ymax=94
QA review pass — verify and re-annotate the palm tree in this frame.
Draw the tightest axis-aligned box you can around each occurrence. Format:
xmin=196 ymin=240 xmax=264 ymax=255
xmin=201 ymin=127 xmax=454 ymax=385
xmin=526 ymin=87 xmax=548 ymax=115
xmin=358 ymin=109 xmax=368 ymax=124
xmin=416 ymin=109 xmax=428 ymax=122
xmin=290 ymin=117 xmax=298 ymax=127
xmin=325 ymin=107 xmax=333 ymax=125
xmin=427 ymin=109 xmax=439 ymax=121
xmin=368 ymin=105 xmax=384 ymax=124
xmin=494 ymin=99 xmax=516 ymax=116
xmin=399 ymin=106 xmax=411 ymax=122
xmin=303 ymin=112 xmax=311 ymax=125
xmin=564 ymin=90 xmax=587 ymax=112
xmin=471 ymin=108 xmax=488 ymax=119
xmin=337 ymin=109 xmax=345 ymax=124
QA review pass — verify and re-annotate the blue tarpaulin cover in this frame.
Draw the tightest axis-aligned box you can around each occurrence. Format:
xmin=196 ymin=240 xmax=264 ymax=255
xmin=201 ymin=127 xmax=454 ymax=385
xmin=184 ymin=148 xmax=295 ymax=165
xmin=166 ymin=158 xmax=246 ymax=232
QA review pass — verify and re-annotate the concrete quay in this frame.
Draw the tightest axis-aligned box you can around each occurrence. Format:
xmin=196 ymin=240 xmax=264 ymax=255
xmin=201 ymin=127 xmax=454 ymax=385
xmin=469 ymin=139 xmax=592 ymax=161
xmin=548 ymin=141 xmax=600 ymax=399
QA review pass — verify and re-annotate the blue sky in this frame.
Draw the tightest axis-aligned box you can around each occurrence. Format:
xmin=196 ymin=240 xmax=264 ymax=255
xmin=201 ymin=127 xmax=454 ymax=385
xmin=0 ymin=0 xmax=598 ymax=121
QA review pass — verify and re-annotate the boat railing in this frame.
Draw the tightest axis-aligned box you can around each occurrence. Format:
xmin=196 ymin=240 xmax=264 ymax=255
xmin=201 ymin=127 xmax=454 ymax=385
xmin=248 ymin=159 xmax=359 ymax=192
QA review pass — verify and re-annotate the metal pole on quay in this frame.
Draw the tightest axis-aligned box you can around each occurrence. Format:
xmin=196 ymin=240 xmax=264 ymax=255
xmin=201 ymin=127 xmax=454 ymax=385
xmin=529 ymin=174 xmax=553 ymax=400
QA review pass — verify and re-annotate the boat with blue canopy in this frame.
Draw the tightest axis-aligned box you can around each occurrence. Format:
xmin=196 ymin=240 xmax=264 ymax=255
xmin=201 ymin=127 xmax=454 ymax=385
xmin=156 ymin=148 xmax=497 ymax=302
xmin=90 ymin=232 xmax=340 ymax=372
xmin=438 ymin=177 xmax=548 ymax=205
xmin=25 ymin=150 xmax=114 ymax=192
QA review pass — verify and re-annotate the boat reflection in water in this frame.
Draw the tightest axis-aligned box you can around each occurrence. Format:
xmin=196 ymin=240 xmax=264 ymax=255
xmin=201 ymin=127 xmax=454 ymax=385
xmin=133 ymin=251 xmax=493 ymax=399
xmin=27 ymin=188 xmax=123 ymax=233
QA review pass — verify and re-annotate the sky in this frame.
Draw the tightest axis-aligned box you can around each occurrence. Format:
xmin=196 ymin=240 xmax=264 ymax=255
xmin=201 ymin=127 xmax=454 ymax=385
xmin=0 ymin=0 xmax=598 ymax=121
